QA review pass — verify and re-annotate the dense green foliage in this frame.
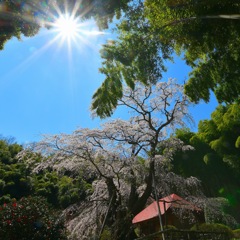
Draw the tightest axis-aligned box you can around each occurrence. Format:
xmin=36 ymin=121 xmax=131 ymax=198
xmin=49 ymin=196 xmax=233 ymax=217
xmin=91 ymin=2 xmax=170 ymax=118
xmin=172 ymin=103 xmax=240 ymax=223
xmin=191 ymin=223 xmax=234 ymax=239
xmin=172 ymin=128 xmax=239 ymax=196
xmin=0 ymin=161 xmax=32 ymax=203
xmin=198 ymin=104 xmax=240 ymax=170
xmin=0 ymin=138 xmax=92 ymax=208
xmin=233 ymin=229 xmax=240 ymax=239
xmin=91 ymin=0 xmax=240 ymax=116
xmin=0 ymin=196 xmax=67 ymax=240
xmin=145 ymin=0 xmax=240 ymax=104
xmin=0 ymin=139 xmax=30 ymax=203
xmin=32 ymin=171 xmax=91 ymax=208
xmin=0 ymin=0 xmax=47 ymax=49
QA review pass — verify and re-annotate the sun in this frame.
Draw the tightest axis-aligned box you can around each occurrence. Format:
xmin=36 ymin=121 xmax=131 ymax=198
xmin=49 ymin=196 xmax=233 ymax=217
xmin=54 ymin=14 xmax=80 ymax=39
xmin=44 ymin=9 xmax=106 ymax=52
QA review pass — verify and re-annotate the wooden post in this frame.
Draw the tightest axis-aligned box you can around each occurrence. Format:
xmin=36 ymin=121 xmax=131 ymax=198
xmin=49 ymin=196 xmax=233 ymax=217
xmin=152 ymin=172 xmax=165 ymax=240
xmin=98 ymin=195 xmax=114 ymax=240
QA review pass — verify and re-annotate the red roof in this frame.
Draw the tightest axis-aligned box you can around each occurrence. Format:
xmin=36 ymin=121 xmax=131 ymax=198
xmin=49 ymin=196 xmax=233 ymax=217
xmin=132 ymin=194 xmax=201 ymax=224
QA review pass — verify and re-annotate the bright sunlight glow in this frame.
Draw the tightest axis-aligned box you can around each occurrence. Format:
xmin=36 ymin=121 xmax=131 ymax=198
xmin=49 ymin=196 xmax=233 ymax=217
xmin=14 ymin=3 xmax=108 ymax=82
xmin=55 ymin=15 xmax=80 ymax=39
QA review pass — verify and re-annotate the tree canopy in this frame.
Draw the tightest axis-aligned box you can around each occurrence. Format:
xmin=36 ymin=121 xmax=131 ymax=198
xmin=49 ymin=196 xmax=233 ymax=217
xmin=145 ymin=0 xmax=240 ymax=104
xmin=197 ymin=103 xmax=240 ymax=170
xmin=173 ymin=127 xmax=240 ymax=197
xmin=0 ymin=138 xmax=91 ymax=209
xmin=172 ymin=103 xmax=240 ymax=224
xmin=91 ymin=1 xmax=171 ymax=118
xmin=91 ymin=0 xmax=240 ymax=117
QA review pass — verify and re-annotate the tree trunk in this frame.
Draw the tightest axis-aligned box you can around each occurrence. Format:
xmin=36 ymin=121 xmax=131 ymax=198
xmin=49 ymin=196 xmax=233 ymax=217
xmin=112 ymin=209 xmax=137 ymax=240
xmin=131 ymin=160 xmax=154 ymax=216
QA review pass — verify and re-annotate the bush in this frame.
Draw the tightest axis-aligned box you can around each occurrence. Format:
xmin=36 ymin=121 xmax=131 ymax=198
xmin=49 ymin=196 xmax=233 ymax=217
xmin=100 ymin=228 xmax=112 ymax=240
xmin=0 ymin=196 xmax=67 ymax=240
xmin=233 ymin=229 xmax=240 ymax=239
xmin=191 ymin=223 xmax=234 ymax=239
xmin=164 ymin=225 xmax=178 ymax=230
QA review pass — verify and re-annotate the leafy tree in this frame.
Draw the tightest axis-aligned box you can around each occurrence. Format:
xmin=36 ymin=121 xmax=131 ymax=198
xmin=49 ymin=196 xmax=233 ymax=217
xmin=144 ymin=0 xmax=240 ymax=104
xmin=0 ymin=0 xmax=48 ymax=49
xmin=172 ymin=104 xmax=240 ymax=223
xmin=0 ymin=139 xmax=31 ymax=203
xmin=32 ymin=171 xmax=91 ymax=208
xmin=0 ymin=139 xmax=22 ymax=164
xmin=0 ymin=138 xmax=91 ymax=209
xmin=23 ymin=79 xmax=198 ymax=239
xmin=196 ymin=103 xmax=240 ymax=222
xmin=0 ymin=0 xmax=130 ymax=49
xmin=92 ymin=0 xmax=240 ymax=116
xmin=197 ymin=103 xmax=240 ymax=170
xmin=172 ymin=128 xmax=238 ymax=197
xmin=0 ymin=162 xmax=32 ymax=204
xmin=91 ymin=1 xmax=171 ymax=118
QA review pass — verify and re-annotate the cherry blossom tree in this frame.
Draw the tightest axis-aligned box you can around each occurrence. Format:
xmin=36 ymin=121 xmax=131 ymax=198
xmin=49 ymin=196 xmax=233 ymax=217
xmin=21 ymin=79 xmax=195 ymax=239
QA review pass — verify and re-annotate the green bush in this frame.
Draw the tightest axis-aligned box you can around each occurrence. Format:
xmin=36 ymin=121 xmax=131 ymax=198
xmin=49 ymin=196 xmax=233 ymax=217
xmin=100 ymin=228 xmax=113 ymax=240
xmin=191 ymin=223 xmax=234 ymax=238
xmin=0 ymin=196 xmax=67 ymax=240
xmin=164 ymin=225 xmax=178 ymax=230
xmin=233 ymin=229 xmax=240 ymax=239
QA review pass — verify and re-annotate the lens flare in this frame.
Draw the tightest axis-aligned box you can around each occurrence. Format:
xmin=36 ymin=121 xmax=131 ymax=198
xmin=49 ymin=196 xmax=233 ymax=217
xmin=54 ymin=14 xmax=80 ymax=39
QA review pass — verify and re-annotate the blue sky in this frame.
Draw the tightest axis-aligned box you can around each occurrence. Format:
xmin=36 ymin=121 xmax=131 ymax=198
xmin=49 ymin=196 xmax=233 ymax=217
xmin=0 ymin=20 xmax=217 ymax=144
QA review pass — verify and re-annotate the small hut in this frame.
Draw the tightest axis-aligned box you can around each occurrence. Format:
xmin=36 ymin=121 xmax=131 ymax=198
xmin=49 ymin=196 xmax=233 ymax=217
xmin=132 ymin=194 xmax=204 ymax=236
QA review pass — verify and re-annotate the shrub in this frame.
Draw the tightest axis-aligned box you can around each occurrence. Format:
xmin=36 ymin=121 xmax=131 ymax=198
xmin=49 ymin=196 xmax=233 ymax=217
xmin=164 ymin=225 xmax=178 ymax=230
xmin=233 ymin=229 xmax=240 ymax=239
xmin=0 ymin=196 xmax=67 ymax=240
xmin=100 ymin=228 xmax=112 ymax=240
xmin=191 ymin=223 xmax=234 ymax=239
